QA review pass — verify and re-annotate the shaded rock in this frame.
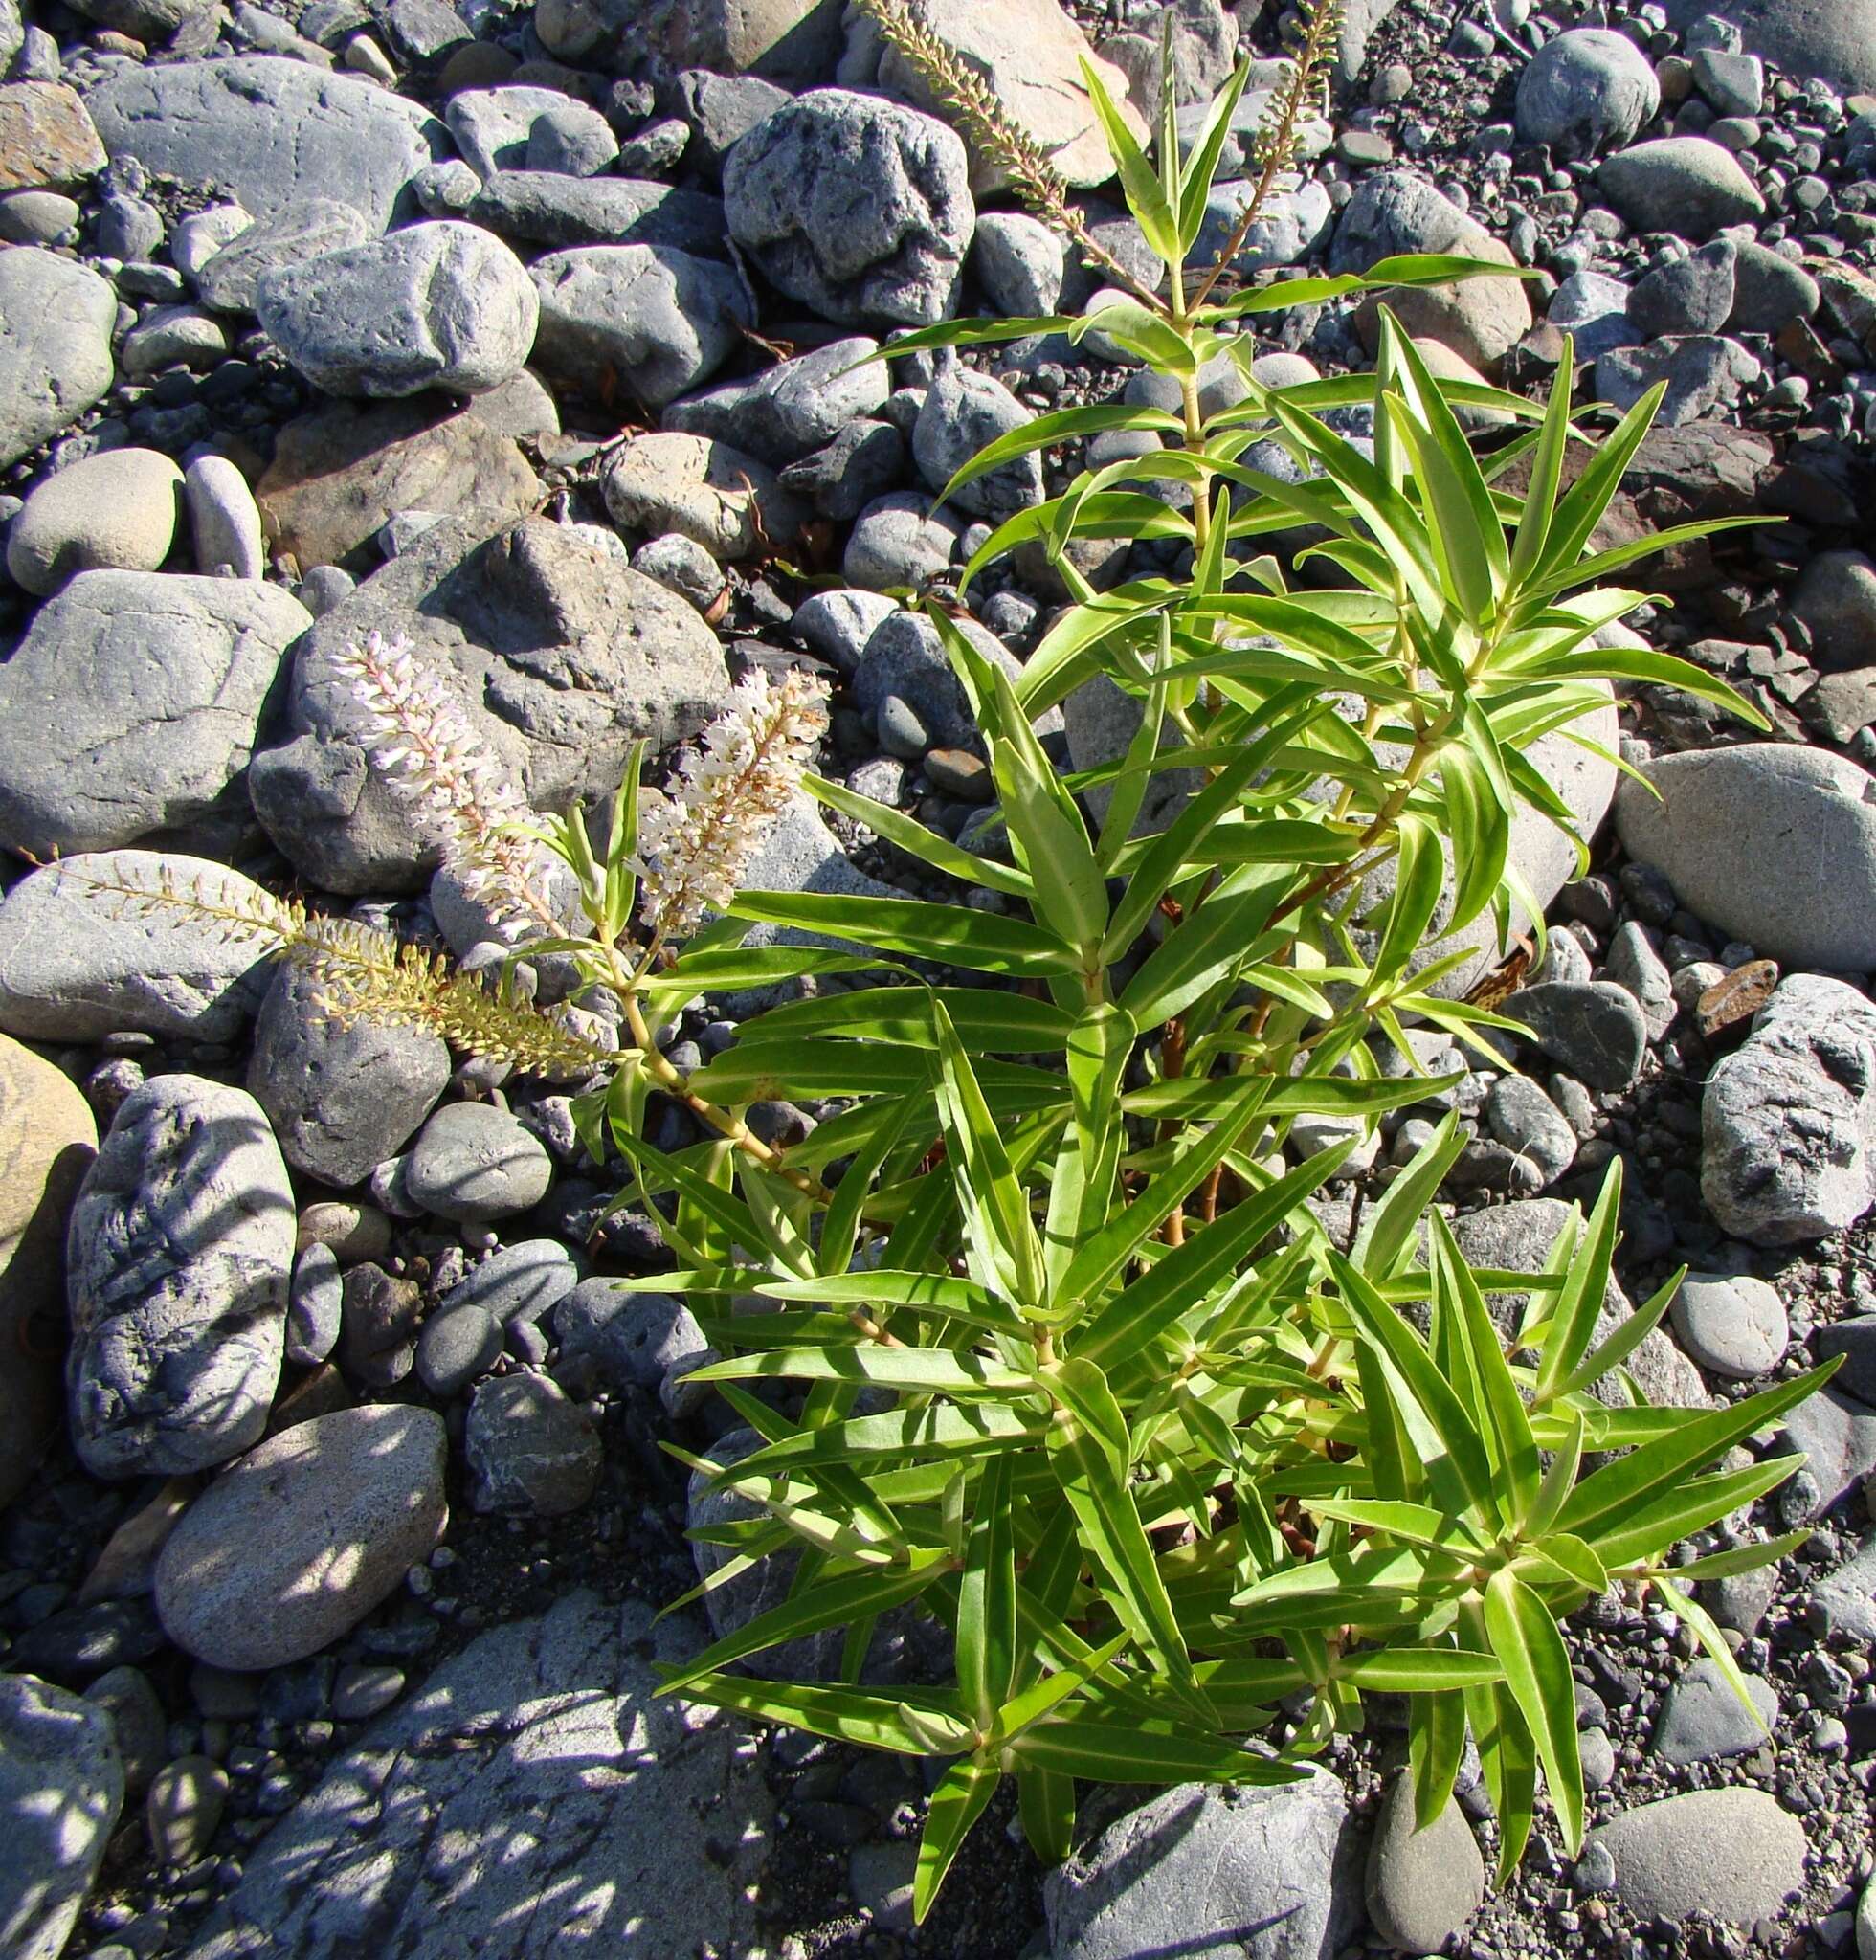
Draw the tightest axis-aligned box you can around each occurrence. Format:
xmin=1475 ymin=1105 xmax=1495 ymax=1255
xmin=1329 ymin=168 xmax=1499 ymax=273
xmin=445 ymin=85 xmax=614 ymax=179
xmin=1792 ymin=550 xmax=1876 ymax=675
xmin=1628 ymin=239 xmax=1737 ymax=339
xmin=255 ymin=393 xmax=540 ymax=574
xmin=553 ymin=1279 xmax=708 ymax=1392
xmin=636 ymin=0 xmax=844 ymax=81
xmin=67 ymin=1075 xmax=294 ymax=1480
xmin=1702 ymin=975 xmax=1876 ymax=1245
xmin=179 ymin=1592 xmax=771 ymax=1960
xmin=1615 ymin=745 xmax=1876 ymax=973
xmin=154 ymin=1405 xmax=448 ymax=1670
xmin=1596 ymin=137 xmax=1766 ymax=239
xmin=0 ymin=851 xmax=276 ymax=1043
xmin=1597 ymin=333 xmax=1760 ymax=427
xmin=1581 ymin=1790 xmax=1804 ymax=1925
xmin=449 ymin=171 xmax=728 ymax=256
xmin=83 ymin=56 xmax=445 ymax=231
xmin=257 ymin=219 xmax=537 ymax=397
xmin=250 ymin=514 xmax=726 ymax=891
xmin=147 ymin=1754 xmax=229 ymax=1868
xmin=0 ymin=1674 xmax=123 ymax=1960
xmin=724 ymin=89 xmax=973 ymax=326
xmin=194 ymin=200 xmax=371 ymax=314
xmin=0 ymin=245 xmax=115 ymax=469
xmin=0 ymin=1034 xmax=95 ymax=1508
xmin=464 ymin=1372 xmax=600 ymax=1515
xmin=1045 ymin=1771 xmax=1358 ymax=1960
xmin=1365 ymin=1772 xmax=1485 ymax=1955
xmin=248 ymin=961 xmax=449 ymax=1189
xmin=0 ymin=570 xmax=309 ymax=858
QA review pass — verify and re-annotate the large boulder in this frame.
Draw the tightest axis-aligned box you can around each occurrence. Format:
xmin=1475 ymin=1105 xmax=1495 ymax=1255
xmin=724 ymin=89 xmax=974 ymax=326
xmin=0 ymin=571 xmax=310 ymax=859
xmin=83 ymin=57 xmax=445 ymax=231
xmin=1615 ymin=744 xmax=1876 ymax=974
xmin=1702 ymin=976 xmax=1876 ymax=1245
xmin=1596 ymin=137 xmax=1765 ymax=240
xmin=1582 ymin=1790 xmax=1805 ymax=1926
xmin=0 ymin=852 xmax=278 ymax=1043
xmin=634 ymin=0 xmax=845 ymax=81
xmin=256 ymin=221 xmax=539 ymax=398
xmin=1663 ymin=0 xmax=1876 ymax=94
xmin=155 ymin=1405 xmax=449 ymax=1669
xmin=0 ymin=246 xmax=115 ymax=469
xmin=0 ymin=1035 xmax=95 ymax=1508
xmin=0 ymin=1675 xmax=123 ymax=1960
xmin=179 ymin=1592 xmax=772 ymax=1960
xmin=67 ymin=1074 xmax=295 ymax=1480
xmin=1514 ymin=28 xmax=1662 ymax=157
xmin=249 ymin=515 xmax=727 ymax=892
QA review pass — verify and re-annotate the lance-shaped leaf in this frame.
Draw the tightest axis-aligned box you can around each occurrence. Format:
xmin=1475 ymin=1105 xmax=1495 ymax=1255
xmin=958 ymin=1454 xmax=1018 ymax=1726
xmin=1484 ymin=1567 xmax=1583 ymax=1855
xmin=686 ymin=1344 xmax=1035 ymax=1397
xmin=728 ymin=890 xmax=1081 ymax=978
xmin=669 ymin=1675 xmax=975 ymax=1756
xmin=1009 ymin=1709 xmax=1300 ymax=1784
xmin=914 ymin=1755 xmax=1001 ymax=1923
xmin=933 ymin=996 xmax=1046 ymax=1308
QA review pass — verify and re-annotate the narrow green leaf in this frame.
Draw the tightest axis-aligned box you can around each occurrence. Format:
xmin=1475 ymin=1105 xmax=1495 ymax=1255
xmin=728 ymin=890 xmax=1080 ymax=977
xmin=914 ymin=1755 xmax=1000 ymax=1923
xmin=1485 ymin=1569 xmax=1583 ymax=1853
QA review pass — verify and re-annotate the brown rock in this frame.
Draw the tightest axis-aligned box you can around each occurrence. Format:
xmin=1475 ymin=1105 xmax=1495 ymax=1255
xmin=0 ymin=83 xmax=107 ymax=193
xmin=1697 ymin=959 xmax=1779 ymax=1044
xmin=257 ymin=395 xmax=541 ymax=573
xmin=78 ymin=1479 xmax=194 ymax=1604
xmin=0 ymin=1031 xmax=96 ymax=1506
xmin=1356 ymin=246 xmax=1533 ymax=377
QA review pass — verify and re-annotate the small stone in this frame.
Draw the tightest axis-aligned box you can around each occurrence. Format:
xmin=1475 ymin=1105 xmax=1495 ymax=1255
xmin=1651 ymin=1658 xmax=1778 ymax=1765
xmin=1365 ymin=1771 xmax=1485 ymax=1954
xmin=1485 ymin=1074 xmax=1578 ymax=1186
xmin=1669 ymin=1272 xmax=1788 ymax=1379
xmin=1697 ymin=958 xmax=1777 ymax=1042
xmin=405 ymin=1102 xmax=554 ymax=1222
xmin=183 ymin=454 xmax=265 ymax=578
xmin=330 ymin=1661 xmax=405 ymax=1721
xmin=339 ymin=1261 xmax=424 ymax=1387
xmin=415 ymin=1303 xmax=502 ymax=1397
xmin=145 ymin=1754 xmax=228 ymax=1867
xmin=1627 ymin=239 xmax=1738 ymax=339
xmin=286 ymin=1242 xmax=344 ymax=1368
xmin=1606 ymin=921 xmax=1677 ymax=1038
xmin=0 ymin=247 xmax=115 ymax=469
xmin=1508 ymin=981 xmax=1648 ymax=1092
xmin=82 ymin=1666 xmax=166 ymax=1794
xmin=464 ymin=1372 xmax=600 ymax=1516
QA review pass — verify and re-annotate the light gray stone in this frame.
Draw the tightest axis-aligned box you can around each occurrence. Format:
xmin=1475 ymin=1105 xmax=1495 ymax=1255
xmin=1581 ymin=1791 xmax=1804 ymax=1925
xmin=172 ymin=204 xmax=253 ymax=281
xmin=194 ymin=199 xmax=371 ymax=314
xmin=1046 ymin=1771 xmax=1358 ymax=1960
xmin=251 ymin=515 xmax=727 ymax=892
xmin=0 ymin=1674 xmax=123 ymax=1960
xmin=1514 ymin=28 xmax=1662 ymax=156
xmin=83 ymin=57 xmax=445 ymax=231
xmin=0 ymin=852 xmax=276 ymax=1043
xmin=155 ymin=1405 xmax=448 ymax=1670
xmin=0 ymin=570 xmax=309 ymax=858
xmin=406 ymin=1101 xmax=553 ymax=1222
xmin=7 ymin=446 xmax=181 ymax=595
xmin=1365 ymin=1772 xmax=1485 ymax=1955
xmin=445 ymin=85 xmax=612 ymax=179
xmin=179 ymin=1592 xmax=772 ymax=1960
xmin=1329 ymin=168 xmax=1498 ymax=273
xmin=0 ymin=245 xmax=114 ymax=468
xmin=856 ymin=609 xmax=1017 ymax=754
xmin=1548 ymin=269 xmax=1638 ymax=359
xmin=1807 ymin=1532 xmax=1876 ymax=1641
xmin=1650 ymin=1658 xmax=1777 ymax=1765
xmin=972 ymin=210 xmax=1067 ymax=316
xmin=248 ymin=960 xmax=450 ymax=1189
xmin=1663 ymin=0 xmax=1876 ymax=94
xmin=1596 ymin=137 xmax=1766 ymax=239
xmin=122 ymin=304 xmax=228 ymax=377
xmin=842 ymin=490 xmax=960 ymax=590
xmin=1485 ymin=1073 xmax=1578 ymax=1185
xmin=443 ymin=1238 xmax=578 ymax=1329
xmin=184 ymin=454 xmax=265 ymax=579
xmin=724 ymin=88 xmax=973 ymax=326
xmin=1615 ymin=745 xmax=1876 ymax=973
xmin=792 ymin=588 xmax=898 ymax=673
xmin=1596 ymin=333 xmax=1761 ymax=427
xmin=663 ymin=336 xmax=888 ymax=467
xmin=464 ymin=1372 xmax=600 ymax=1515
xmin=1702 ymin=975 xmax=1876 ymax=1245
xmin=1606 ymin=920 xmax=1677 ymax=1038
xmin=257 ymin=220 xmax=537 ymax=397
xmin=602 ymin=431 xmax=807 ymax=562
xmin=287 ymin=1241 xmax=343 ymax=1367
xmin=912 ymin=356 xmax=1041 ymax=519
xmin=528 ymin=242 xmax=750 ymax=410
xmin=1669 ymin=1272 xmax=1788 ymax=1379
xmin=67 ymin=1075 xmax=294 ymax=1480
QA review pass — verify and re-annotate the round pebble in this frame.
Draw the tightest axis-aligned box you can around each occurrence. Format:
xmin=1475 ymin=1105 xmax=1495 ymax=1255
xmin=405 ymin=1102 xmax=554 ymax=1223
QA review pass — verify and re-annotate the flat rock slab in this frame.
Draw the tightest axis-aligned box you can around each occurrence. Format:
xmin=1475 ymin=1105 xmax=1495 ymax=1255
xmin=182 ymin=1591 xmax=773 ymax=1960
xmin=1582 ymin=1789 xmax=1805 ymax=1926
xmin=84 ymin=56 xmax=445 ymax=231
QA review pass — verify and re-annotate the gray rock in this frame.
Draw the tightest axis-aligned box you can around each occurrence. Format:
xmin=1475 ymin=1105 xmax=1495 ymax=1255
xmin=552 ymin=1278 xmax=708 ymax=1392
xmin=842 ymin=490 xmax=960 ymax=590
xmin=792 ymin=588 xmax=899 ymax=673
xmin=913 ymin=356 xmax=1041 ymax=519
xmin=83 ymin=57 xmax=445 ymax=232
xmin=406 ymin=1101 xmax=553 ymax=1222
xmin=1606 ymin=921 xmax=1677 ymax=1038
xmin=856 ymin=609 xmax=1017 ymax=754
xmin=1806 ymin=1532 xmax=1876 ymax=1641
xmin=1045 ymin=1771 xmax=1358 ymax=1960
xmin=122 ymin=303 xmax=228 ymax=376
xmin=1693 ymin=47 xmax=1765 ymax=116
xmin=464 ymin=1372 xmax=600 ymax=1515
xmin=1507 ymin=981 xmax=1648 ymax=1093
xmin=443 ymin=1237 xmax=578 ymax=1329
xmin=1514 ymin=28 xmax=1663 ymax=157
xmin=83 ymin=1666 xmax=165 ymax=1796
xmin=972 ymin=210 xmax=1067 ymax=316
xmin=636 ymin=0 xmax=846 ymax=83
xmin=172 ymin=205 xmax=254 ymax=281
xmin=724 ymin=88 xmax=973 ymax=326
xmin=1627 ymin=239 xmax=1737 ymax=339
xmin=528 ymin=242 xmax=750 ymax=410
xmin=154 ymin=1405 xmax=448 ymax=1670
xmin=445 ymin=85 xmax=613 ymax=179
xmin=0 ymin=571 xmax=309 ymax=859
xmin=1779 ymin=1386 xmax=1876 ymax=1521
xmin=1662 ymin=0 xmax=1876 ymax=94
xmin=1701 ymin=975 xmax=1876 ymax=1245
xmin=0 ymin=1674 xmax=123 ymax=1960
xmin=1813 ymin=1313 xmax=1876 ymax=1406
xmin=1548 ymin=269 xmax=1639 ymax=359
xmin=194 ymin=200 xmax=372 ymax=314
xmin=1195 ymin=178 xmax=1335 ymax=278
xmin=6 ymin=446 xmax=181 ymax=596
xmin=286 ymin=1241 xmax=343 ymax=1367
xmin=329 ymin=1662 xmax=404 ymax=1722
xmin=146 ymin=1754 xmax=229 ymax=1867
xmin=1596 ymin=137 xmax=1766 ymax=238
xmin=1485 ymin=1073 xmax=1577 ymax=1186
xmin=0 ymin=189 xmax=80 ymax=245
xmin=1651 ymin=1658 xmax=1777 ymax=1765
xmin=414 ymin=1302 xmax=501 ymax=1397
xmin=1329 ymin=167 xmax=1498 ymax=273
xmin=0 ymin=245 xmax=114 ymax=468
xmin=1792 ymin=550 xmax=1876 ymax=675
xmin=184 ymin=454 xmax=265 ymax=578
xmin=781 ymin=416 xmax=906 ymax=521
xmin=250 ymin=515 xmax=726 ymax=892
xmin=602 ymin=431 xmax=808 ymax=562
xmin=67 ymin=1075 xmax=294 ymax=1480
xmin=0 ymin=851 xmax=276 ymax=1043
xmin=447 ymin=171 xmax=729 ymax=256
xmin=257 ymin=220 xmax=537 ymax=397
xmin=339 ymin=1261 xmax=423 ymax=1387
xmin=635 ymin=528 xmax=727 ymax=606
xmin=247 ymin=961 xmax=449 ymax=1189
xmin=1365 ymin=1772 xmax=1485 ymax=1955
xmin=1581 ymin=1791 xmax=1804 ymax=1925
xmin=663 ymin=336 xmax=888 ymax=467
xmin=1616 ymin=746 xmax=1876 ymax=971
xmin=179 ymin=1591 xmax=772 ymax=1960
xmin=1669 ymin=1272 xmax=1788 ymax=1379
xmin=1596 ymin=333 xmax=1760 ymax=427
